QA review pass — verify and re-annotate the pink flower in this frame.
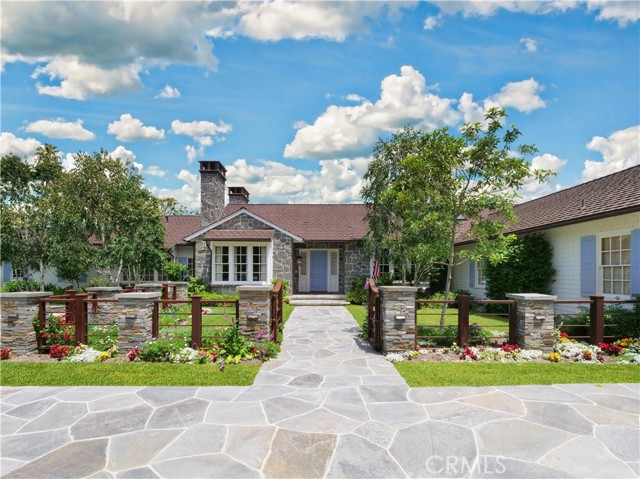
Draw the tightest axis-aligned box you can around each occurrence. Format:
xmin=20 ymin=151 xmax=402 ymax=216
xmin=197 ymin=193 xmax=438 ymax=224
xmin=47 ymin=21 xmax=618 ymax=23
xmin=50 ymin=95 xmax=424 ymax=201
xmin=219 ymin=362 xmax=225 ymax=372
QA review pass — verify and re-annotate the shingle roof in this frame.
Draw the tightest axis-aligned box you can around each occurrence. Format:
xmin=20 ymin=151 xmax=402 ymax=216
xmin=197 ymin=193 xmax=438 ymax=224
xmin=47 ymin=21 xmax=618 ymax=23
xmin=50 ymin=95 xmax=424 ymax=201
xmin=222 ymin=204 xmax=369 ymax=242
xmin=455 ymin=165 xmax=640 ymax=244
xmin=163 ymin=215 xmax=202 ymax=248
xmin=204 ymin=229 xmax=275 ymax=241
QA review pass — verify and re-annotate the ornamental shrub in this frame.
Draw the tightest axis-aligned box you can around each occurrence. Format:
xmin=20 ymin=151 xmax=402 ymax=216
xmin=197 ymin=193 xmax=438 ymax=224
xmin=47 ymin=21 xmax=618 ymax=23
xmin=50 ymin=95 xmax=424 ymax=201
xmin=188 ymin=276 xmax=207 ymax=295
xmin=345 ymin=277 xmax=368 ymax=304
xmin=164 ymin=261 xmax=189 ymax=281
xmin=485 ymin=233 xmax=555 ymax=307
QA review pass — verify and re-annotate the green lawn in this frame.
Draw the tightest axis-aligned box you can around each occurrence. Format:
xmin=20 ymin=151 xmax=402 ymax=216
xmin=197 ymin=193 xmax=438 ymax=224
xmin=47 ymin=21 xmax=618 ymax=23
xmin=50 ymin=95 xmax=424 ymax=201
xmin=345 ymin=304 xmax=367 ymax=325
xmin=0 ymin=362 xmax=260 ymax=386
xmin=416 ymin=307 xmax=509 ymax=328
xmin=396 ymin=361 xmax=640 ymax=387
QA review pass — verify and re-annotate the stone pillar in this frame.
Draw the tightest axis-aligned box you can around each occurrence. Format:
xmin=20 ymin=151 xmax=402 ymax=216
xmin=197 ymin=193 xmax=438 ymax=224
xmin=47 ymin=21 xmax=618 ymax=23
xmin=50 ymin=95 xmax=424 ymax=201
xmin=167 ymin=281 xmax=189 ymax=300
xmin=86 ymin=287 xmax=122 ymax=326
xmin=506 ymin=293 xmax=557 ymax=351
xmin=237 ymin=285 xmax=272 ymax=340
xmin=115 ymin=292 xmax=161 ymax=353
xmin=379 ymin=286 xmax=417 ymax=354
xmin=135 ymin=283 xmax=162 ymax=295
xmin=0 ymin=292 xmax=52 ymax=356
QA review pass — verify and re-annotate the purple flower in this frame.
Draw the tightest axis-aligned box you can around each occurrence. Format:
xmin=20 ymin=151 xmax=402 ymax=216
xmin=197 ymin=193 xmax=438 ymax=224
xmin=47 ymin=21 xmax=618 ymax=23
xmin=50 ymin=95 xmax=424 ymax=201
xmin=219 ymin=362 xmax=225 ymax=372
xmin=364 ymin=280 xmax=370 ymax=289
xmin=270 ymin=332 xmax=275 ymax=341
xmin=261 ymin=349 xmax=267 ymax=356
xmin=258 ymin=330 xmax=265 ymax=340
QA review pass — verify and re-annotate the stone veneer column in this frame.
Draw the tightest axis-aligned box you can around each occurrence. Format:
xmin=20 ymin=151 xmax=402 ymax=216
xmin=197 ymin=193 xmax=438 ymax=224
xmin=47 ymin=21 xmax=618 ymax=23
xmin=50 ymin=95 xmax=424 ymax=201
xmin=115 ymin=292 xmax=161 ymax=353
xmin=237 ymin=285 xmax=272 ymax=340
xmin=506 ymin=293 xmax=557 ymax=351
xmin=379 ymin=286 xmax=417 ymax=354
xmin=86 ymin=287 xmax=122 ymax=325
xmin=0 ymin=292 xmax=52 ymax=355
xmin=166 ymin=281 xmax=189 ymax=300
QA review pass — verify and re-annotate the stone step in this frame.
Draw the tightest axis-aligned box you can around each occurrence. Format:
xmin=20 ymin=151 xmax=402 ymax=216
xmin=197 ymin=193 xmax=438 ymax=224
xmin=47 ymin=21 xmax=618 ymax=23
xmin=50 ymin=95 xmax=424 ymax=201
xmin=288 ymin=299 xmax=350 ymax=306
xmin=289 ymin=294 xmax=345 ymax=301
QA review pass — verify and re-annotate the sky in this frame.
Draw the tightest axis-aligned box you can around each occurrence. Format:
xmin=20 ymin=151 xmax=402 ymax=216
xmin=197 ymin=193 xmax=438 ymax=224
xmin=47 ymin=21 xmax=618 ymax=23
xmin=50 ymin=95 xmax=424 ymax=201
xmin=1 ymin=1 xmax=639 ymax=211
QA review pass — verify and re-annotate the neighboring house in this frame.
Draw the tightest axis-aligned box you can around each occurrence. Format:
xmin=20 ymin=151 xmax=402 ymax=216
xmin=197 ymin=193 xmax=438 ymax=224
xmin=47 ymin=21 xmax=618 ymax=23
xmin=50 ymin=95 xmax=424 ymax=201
xmin=451 ymin=165 xmax=640 ymax=305
xmin=182 ymin=161 xmax=370 ymax=294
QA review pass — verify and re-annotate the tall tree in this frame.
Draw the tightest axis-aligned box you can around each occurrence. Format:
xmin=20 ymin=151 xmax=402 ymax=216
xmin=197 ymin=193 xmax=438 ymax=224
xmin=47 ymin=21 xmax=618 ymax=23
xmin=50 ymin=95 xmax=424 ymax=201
xmin=362 ymin=108 xmax=553 ymax=325
xmin=62 ymin=151 xmax=166 ymax=285
xmin=0 ymin=146 xmax=66 ymax=290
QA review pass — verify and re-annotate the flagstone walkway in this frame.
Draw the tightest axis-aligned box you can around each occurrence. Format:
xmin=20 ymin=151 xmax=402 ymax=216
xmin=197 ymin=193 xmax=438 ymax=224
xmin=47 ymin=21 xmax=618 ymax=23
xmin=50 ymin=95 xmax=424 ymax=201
xmin=1 ymin=306 xmax=639 ymax=478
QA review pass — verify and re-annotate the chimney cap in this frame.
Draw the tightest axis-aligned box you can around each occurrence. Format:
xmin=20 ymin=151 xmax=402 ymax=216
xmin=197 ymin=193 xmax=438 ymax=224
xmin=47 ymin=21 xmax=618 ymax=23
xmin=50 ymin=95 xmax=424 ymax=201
xmin=199 ymin=161 xmax=227 ymax=178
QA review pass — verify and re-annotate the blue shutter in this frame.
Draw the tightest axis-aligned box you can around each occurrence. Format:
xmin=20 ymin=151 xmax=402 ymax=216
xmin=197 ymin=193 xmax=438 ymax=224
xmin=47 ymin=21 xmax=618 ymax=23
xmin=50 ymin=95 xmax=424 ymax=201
xmin=2 ymin=263 xmax=11 ymax=282
xmin=177 ymin=257 xmax=188 ymax=264
xmin=469 ymin=261 xmax=476 ymax=288
xmin=580 ymin=235 xmax=596 ymax=297
xmin=631 ymin=229 xmax=640 ymax=295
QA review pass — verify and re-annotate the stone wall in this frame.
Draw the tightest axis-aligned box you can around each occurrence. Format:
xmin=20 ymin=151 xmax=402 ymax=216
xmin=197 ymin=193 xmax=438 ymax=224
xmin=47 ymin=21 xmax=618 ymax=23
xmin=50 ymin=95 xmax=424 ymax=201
xmin=379 ymin=286 xmax=417 ymax=353
xmin=86 ymin=287 xmax=121 ymax=326
xmin=344 ymin=242 xmax=369 ymax=292
xmin=195 ymin=240 xmax=212 ymax=284
xmin=200 ymin=166 xmax=226 ymax=227
xmin=0 ymin=292 xmax=52 ymax=355
xmin=506 ymin=293 xmax=557 ymax=351
xmin=115 ymin=292 xmax=161 ymax=353
xmin=237 ymin=285 xmax=272 ymax=340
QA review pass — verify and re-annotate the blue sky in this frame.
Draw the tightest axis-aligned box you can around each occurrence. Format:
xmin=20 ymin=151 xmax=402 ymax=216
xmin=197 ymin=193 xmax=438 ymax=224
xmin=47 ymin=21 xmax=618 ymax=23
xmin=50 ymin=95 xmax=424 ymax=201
xmin=1 ymin=1 xmax=639 ymax=210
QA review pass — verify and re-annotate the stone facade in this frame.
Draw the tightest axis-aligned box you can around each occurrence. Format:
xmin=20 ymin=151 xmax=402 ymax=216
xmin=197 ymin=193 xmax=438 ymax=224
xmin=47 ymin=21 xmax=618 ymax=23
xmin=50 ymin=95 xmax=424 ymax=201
xmin=344 ymin=242 xmax=369 ymax=292
xmin=379 ymin=286 xmax=417 ymax=353
xmin=86 ymin=287 xmax=121 ymax=326
xmin=237 ymin=285 xmax=272 ymax=340
xmin=166 ymin=281 xmax=189 ymax=300
xmin=200 ymin=162 xmax=226 ymax=227
xmin=115 ymin=292 xmax=161 ymax=353
xmin=506 ymin=293 xmax=557 ymax=351
xmin=0 ymin=292 xmax=52 ymax=355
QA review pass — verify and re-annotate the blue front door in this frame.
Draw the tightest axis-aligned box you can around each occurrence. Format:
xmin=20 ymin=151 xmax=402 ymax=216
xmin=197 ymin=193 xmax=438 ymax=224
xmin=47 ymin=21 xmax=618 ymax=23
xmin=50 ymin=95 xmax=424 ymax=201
xmin=310 ymin=250 xmax=328 ymax=292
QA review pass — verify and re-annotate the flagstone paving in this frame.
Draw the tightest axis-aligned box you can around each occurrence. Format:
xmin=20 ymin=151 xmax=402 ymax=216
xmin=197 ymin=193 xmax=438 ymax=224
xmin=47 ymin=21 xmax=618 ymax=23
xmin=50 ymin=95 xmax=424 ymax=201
xmin=1 ymin=306 xmax=638 ymax=478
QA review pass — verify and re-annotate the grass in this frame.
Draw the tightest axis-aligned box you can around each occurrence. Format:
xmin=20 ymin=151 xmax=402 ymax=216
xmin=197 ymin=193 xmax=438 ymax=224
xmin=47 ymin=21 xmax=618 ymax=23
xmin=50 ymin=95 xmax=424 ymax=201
xmin=417 ymin=307 xmax=509 ymax=328
xmin=396 ymin=361 xmax=640 ymax=387
xmin=0 ymin=362 xmax=260 ymax=387
xmin=345 ymin=304 xmax=367 ymax=325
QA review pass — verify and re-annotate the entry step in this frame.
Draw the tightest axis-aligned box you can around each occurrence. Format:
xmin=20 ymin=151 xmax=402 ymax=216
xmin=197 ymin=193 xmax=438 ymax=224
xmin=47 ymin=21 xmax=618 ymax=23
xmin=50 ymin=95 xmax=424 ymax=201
xmin=289 ymin=294 xmax=349 ymax=306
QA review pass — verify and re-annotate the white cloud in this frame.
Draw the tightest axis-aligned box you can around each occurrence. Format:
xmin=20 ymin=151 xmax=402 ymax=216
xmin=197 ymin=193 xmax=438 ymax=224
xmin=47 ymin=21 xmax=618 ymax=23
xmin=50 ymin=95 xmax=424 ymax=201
xmin=582 ymin=125 xmax=640 ymax=181
xmin=108 ymin=114 xmax=165 ymax=142
xmin=586 ymin=1 xmax=640 ymax=27
xmin=457 ymin=92 xmax=487 ymax=125
xmin=486 ymin=78 xmax=546 ymax=114
xmin=110 ymin=145 xmax=143 ymax=172
xmin=0 ymin=132 xmax=41 ymax=162
xmin=520 ymin=37 xmax=537 ymax=53
xmin=25 ymin=118 xmax=95 ymax=141
xmin=423 ymin=15 xmax=442 ymax=30
xmin=345 ymin=94 xmax=366 ymax=103
xmin=155 ymin=85 xmax=181 ymax=99
xmin=172 ymin=119 xmax=232 ymax=162
xmin=516 ymin=153 xmax=568 ymax=202
xmin=225 ymin=157 xmax=370 ymax=203
xmin=62 ymin=153 xmax=76 ymax=171
xmin=148 ymin=169 xmax=200 ymax=211
xmin=285 ymin=65 xmax=459 ymax=159
xmin=31 ymin=56 xmax=142 ymax=100
xmin=145 ymin=166 xmax=167 ymax=177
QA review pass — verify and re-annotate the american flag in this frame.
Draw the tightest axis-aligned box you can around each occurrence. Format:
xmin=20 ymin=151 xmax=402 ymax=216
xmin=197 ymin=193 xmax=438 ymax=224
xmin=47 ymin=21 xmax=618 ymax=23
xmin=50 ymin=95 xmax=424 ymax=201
xmin=372 ymin=258 xmax=381 ymax=279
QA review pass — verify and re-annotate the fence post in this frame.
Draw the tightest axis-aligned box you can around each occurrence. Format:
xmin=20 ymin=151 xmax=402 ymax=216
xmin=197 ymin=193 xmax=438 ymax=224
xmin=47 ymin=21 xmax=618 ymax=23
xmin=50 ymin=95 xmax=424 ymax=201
xmin=116 ymin=292 xmax=161 ymax=353
xmin=508 ymin=300 xmax=518 ymax=345
xmin=378 ymin=286 xmax=417 ymax=354
xmin=191 ymin=295 xmax=202 ymax=349
xmin=589 ymin=295 xmax=605 ymax=345
xmin=506 ymin=293 xmax=557 ymax=351
xmin=457 ymin=295 xmax=470 ymax=347
xmin=0 ymin=292 xmax=52 ymax=356
xmin=236 ymin=285 xmax=272 ymax=341
xmin=152 ymin=301 xmax=159 ymax=338
xmin=74 ymin=293 xmax=88 ymax=345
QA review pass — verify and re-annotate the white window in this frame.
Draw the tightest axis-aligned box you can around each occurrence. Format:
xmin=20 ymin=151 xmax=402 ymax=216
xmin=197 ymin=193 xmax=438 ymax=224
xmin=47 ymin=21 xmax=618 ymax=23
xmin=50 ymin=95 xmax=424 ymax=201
xmin=12 ymin=266 xmax=25 ymax=281
xmin=476 ymin=260 xmax=486 ymax=286
xmin=214 ymin=244 xmax=267 ymax=283
xmin=601 ymin=234 xmax=631 ymax=296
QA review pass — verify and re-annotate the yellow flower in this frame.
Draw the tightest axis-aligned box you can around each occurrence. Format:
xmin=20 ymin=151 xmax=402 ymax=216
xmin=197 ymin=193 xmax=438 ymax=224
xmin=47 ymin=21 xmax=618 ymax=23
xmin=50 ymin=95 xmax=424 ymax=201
xmin=546 ymin=352 xmax=561 ymax=363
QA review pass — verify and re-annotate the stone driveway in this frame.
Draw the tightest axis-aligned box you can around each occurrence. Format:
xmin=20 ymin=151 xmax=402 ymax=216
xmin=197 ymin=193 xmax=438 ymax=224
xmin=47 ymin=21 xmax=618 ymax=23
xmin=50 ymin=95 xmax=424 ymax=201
xmin=1 ymin=306 xmax=638 ymax=478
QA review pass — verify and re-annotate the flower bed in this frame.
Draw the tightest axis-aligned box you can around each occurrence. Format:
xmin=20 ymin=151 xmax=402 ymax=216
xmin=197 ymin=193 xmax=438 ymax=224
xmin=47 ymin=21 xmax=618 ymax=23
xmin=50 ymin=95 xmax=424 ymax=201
xmin=386 ymin=332 xmax=640 ymax=365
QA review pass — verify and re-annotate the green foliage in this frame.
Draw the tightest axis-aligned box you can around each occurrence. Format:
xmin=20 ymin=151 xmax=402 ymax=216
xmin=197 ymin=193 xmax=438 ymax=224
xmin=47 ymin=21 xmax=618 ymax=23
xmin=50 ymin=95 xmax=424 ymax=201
xmin=164 ymin=261 xmax=189 ymax=281
xmin=557 ymin=302 xmax=640 ymax=340
xmin=424 ymin=290 xmax=474 ymax=309
xmin=89 ymin=277 xmax=110 ymax=287
xmin=345 ymin=277 xmax=368 ymax=304
xmin=362 ymin=108 xmax=553 ymax=325
xmin=485 ymin=233 xmax=556 ymax=304
xmin=2 ymin=279 xmax=40 ymax=292
xmin=220 ymin=321 xmax=250 ymax=357
xmin=188 ymin=276 xmax=207 ymax=295
xmin=139 ymin=336 xmax=189 ymax=362
xmin=199 ymin=290 xmax=239 ymax=301
xmin=417 ymin=325 xmax=493 ymax=346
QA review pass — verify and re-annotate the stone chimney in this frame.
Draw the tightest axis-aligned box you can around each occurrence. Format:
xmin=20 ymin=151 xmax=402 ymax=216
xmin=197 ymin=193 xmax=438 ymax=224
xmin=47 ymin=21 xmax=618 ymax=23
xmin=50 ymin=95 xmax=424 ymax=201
xmin=228 ymin=186 xmax=250 ymax=205
xmin=199 ymin=161 xmax=227 ymax=227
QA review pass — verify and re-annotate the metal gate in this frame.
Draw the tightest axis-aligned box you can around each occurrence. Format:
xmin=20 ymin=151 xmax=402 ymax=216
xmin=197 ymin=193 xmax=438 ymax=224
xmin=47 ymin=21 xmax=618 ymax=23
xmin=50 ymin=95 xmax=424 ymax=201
xmin=367 ymin=279 xmax=382 ymax=351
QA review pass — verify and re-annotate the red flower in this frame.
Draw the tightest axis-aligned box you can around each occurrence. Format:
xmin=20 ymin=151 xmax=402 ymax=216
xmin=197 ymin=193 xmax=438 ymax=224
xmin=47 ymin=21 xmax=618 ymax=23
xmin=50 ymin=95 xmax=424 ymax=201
xmin=560 ymin=331 xmax=569 ymax=338
xmin=598 ymin=343 xmax=623 ymax=356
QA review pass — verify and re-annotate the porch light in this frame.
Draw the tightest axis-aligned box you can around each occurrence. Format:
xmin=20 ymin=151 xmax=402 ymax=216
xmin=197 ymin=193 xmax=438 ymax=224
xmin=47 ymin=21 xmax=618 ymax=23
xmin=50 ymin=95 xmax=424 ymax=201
xmin=296 ymin=255 xmax=303 ymax=266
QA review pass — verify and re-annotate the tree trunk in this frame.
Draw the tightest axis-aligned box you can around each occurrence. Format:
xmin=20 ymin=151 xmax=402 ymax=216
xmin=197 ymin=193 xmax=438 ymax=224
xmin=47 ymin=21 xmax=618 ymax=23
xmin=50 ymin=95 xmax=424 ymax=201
xmin=39 ymin=261 xmax=45 ymax=292
xmin=440 ymin=224 xmax=458 ymax=327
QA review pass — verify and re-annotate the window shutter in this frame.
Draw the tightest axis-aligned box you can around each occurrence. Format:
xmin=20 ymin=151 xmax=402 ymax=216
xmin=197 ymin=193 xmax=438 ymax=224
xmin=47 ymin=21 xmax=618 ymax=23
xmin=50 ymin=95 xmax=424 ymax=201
xmin=580 ymin=235 xmax=596 ymax=297
xmin=177 ymin=257 xmax=188 ymax=264
xmin=631 ymin=229 xmax=640 ymax=295
xmin=469 ymin=261 xmax=475 ymax=288
xmin=2 ymin=263 xmax=11 ymax=282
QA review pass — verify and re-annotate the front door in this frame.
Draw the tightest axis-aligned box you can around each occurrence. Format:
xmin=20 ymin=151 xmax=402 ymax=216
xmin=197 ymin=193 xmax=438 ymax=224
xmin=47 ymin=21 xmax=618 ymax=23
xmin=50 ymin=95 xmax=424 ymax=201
xmin=310 ymin=250 xmax=328 ymax=292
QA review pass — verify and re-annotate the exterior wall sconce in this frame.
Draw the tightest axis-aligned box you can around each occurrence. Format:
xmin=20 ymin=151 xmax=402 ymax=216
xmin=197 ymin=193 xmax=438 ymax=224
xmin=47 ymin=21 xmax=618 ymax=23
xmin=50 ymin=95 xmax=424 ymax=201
xmin=296 ymin=255 xmax=303 ymax=266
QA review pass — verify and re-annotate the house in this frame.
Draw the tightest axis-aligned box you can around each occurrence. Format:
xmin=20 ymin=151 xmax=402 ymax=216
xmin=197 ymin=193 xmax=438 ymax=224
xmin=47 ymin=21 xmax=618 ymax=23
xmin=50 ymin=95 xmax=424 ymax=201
xmin=180 ymin=161 xmax=371 ymax=294
xmin=451 ymin=165 xmax=640 ymax=304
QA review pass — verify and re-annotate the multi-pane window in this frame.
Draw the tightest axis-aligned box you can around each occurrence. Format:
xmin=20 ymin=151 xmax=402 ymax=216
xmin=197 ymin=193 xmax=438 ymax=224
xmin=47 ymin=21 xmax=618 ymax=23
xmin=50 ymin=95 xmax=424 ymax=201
xmin=142 ymin=269 xmax=155 ymax=282
xmin=12 ymin=266 xmax=25 ymax=281
xmin=601 ymin=235 xmax=631 ymax=295
xmin=476 ymin=260 xmax=486 ymax=286
xmin=214 ymin=244 xmax=267 ymax=283
xmin=187 ymin=258 xmax=195 ymax=277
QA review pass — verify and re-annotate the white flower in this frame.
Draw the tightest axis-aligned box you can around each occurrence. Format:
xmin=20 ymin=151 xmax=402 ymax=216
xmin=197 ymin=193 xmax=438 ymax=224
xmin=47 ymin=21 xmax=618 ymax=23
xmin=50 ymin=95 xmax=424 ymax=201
xmin=385 ymin=353 xmax=405 ymax=363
